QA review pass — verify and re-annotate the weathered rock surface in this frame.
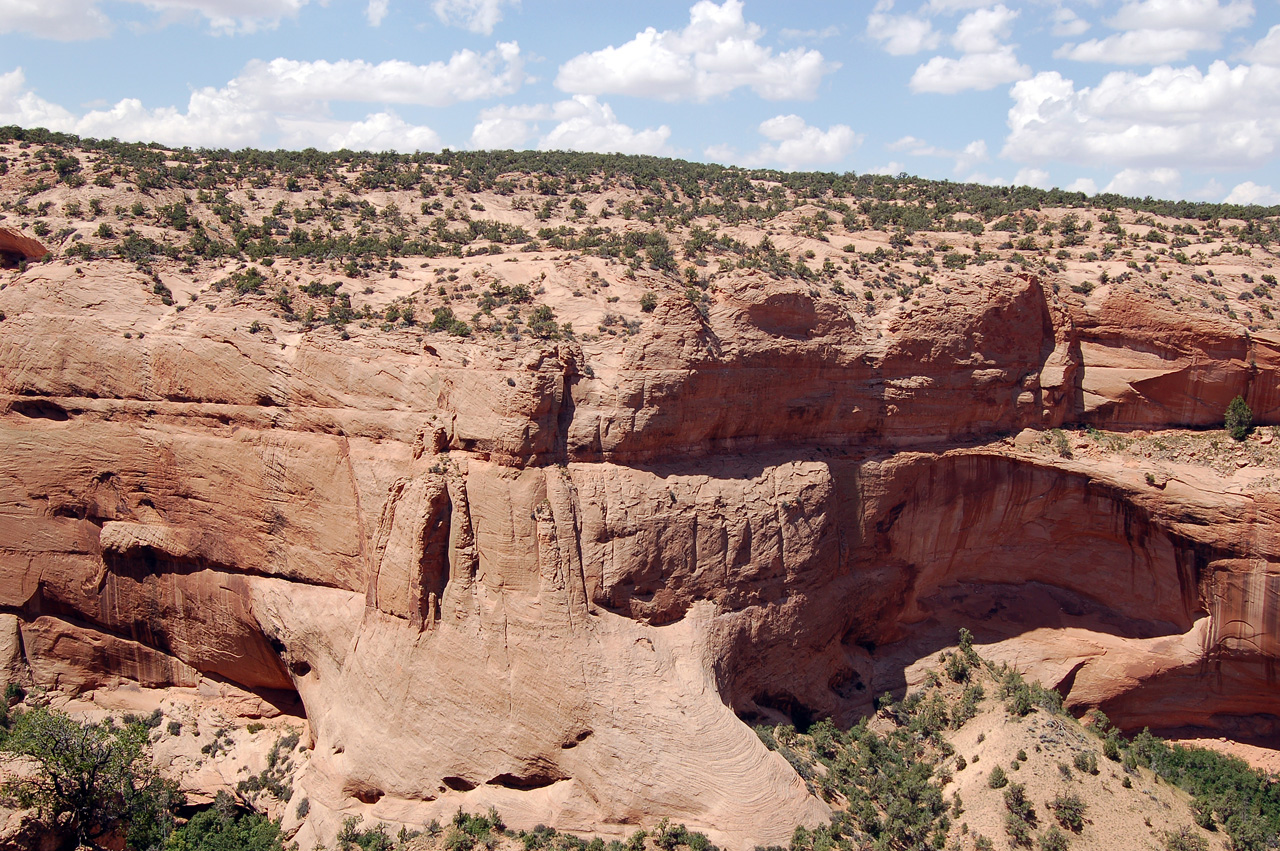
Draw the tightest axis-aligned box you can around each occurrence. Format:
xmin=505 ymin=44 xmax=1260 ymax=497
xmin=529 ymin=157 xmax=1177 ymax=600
xmin=0 ymin=227 xmax=47 ymax=267
xmin=1 ymin=245 xmax=1278 ymax=848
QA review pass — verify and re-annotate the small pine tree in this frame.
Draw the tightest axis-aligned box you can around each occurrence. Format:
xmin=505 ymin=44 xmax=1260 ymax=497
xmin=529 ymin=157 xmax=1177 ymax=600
xmin=1225 ymin=395 xmax=1253 ymax=441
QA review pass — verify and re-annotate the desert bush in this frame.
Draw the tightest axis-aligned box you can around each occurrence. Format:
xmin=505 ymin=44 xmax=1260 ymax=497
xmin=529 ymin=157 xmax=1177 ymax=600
xmin=0 ymin=706 xmax=182 ymax=848
xmin=169 ymin=791 xmax=283 ymax=851
xmin=1051 ymin=792 xmax=1085 ymax=832
xmin=1225 ymin=396 xmax=1253 ymax=441
xmin=1038 ymin=825 xmax=1069 ymax=851
xmin=1003 ymin=782 xmax=1035 ymax=823
xmin=1162 ymin=826 xmax=1208 ymax=851
xmin=1005 ymin=812 xmax=1033 ymax=847
xmin=1072 ymin=751 xmax=1097 ymax=775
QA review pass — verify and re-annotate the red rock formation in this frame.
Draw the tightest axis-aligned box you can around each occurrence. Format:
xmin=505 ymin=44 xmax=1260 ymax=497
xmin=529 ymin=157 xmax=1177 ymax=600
xmin=1 ymin=259 xmax=1277 ymax=849
xmin=0 ymin=228 xmax=47 ymax=267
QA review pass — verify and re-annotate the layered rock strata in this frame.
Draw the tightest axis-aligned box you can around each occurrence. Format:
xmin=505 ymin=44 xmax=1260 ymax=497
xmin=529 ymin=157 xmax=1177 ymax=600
xmin=1 ymin=265 xmax=1277 ymax=848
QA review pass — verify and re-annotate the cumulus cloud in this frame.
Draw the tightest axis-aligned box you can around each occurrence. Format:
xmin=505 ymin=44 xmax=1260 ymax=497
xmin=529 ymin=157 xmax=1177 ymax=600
xmin=1066 ymin=177 xmax=1099 ymax=195
xmin=1057 ymin=0 xmax=1254 ymax=64
xmin=925 ymin=0 xmax=998 ymax=13
xmin=1003 ymin=62 xmax=1280 ymax=170
xmin=905 ymin=3 xmax=1030 ymax=94
xmin=0 ymin=0 xmax=111 ymax=40
xmin=540 ymin=96 xmax=673 ymax=155
xmin=326 ymin=111 xmax=440 ymax=152
xmin=0 ymin=68 xmax=270 ymax=147
xmin=0 ymin=68 xmax=78 ymax=129
xmin=366 ymin=0 xmax=389 ymax=26
xmin=706 ymin=114 xmax=861 ymax=170
xmin=1057 ymin=28 xmax=1223 ymax=64
xmin=1225 ymin=181 xmax=1280 ymax=205
xmin=469 ymin=97 xmax=672 ymax=155
xmin=1013 ymin=167 xmax=1051 ymax=188
xmin=235 ymin=45 xmax=526 ymax=108
xmin=1106 ymin=0 xmax=1253 ymax=33
xmin=470 ymin=103 xmax=546 ymax=149
xmin=911 ymin=47 xmax=1030 ymax=92
xmin=0 ymin=0 xmax=318 ymax=38
xmin=431 ymin=0 xmax=518 ymax=34
xmin=1242 ymin=25 xmax=1280 ymax=65
xmin=0 ymin=52 xmax=518 ymax=151
xmin=888 ymin=135 xmax=988 ymax=172
xmin=1051 ymin=8 xmax=1090 ymax=38
xmin=866 ymin=3 xmax=940 ymax=55
xmin=779 ymin=25 xmax=840 ymax=41
xmin=556 ymin=0 xmax=837 ymax=101
xmin=1104 ymin=167 xmax=1182 ymax=196
xmin=950 ymin=4 xmax=1018 ymax=54
xmin=868 ymin=160 xmax=906 ymax=176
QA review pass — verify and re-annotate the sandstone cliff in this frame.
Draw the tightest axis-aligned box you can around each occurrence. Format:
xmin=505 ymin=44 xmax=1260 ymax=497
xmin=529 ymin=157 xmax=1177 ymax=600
xmin=1 ymin=139 xmax=1277 ymax=848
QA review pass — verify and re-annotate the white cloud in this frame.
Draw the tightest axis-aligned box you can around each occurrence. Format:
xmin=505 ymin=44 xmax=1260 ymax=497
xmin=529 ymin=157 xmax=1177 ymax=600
xmin=431 ymin=0 xmax=518 ymax=35
xmin=0 ymin=68 xmax=78 ymax=129
xmin=0 ymin=0 xmax=111 ymax=39
xmin=951 ymin=4 xmax=1018 ymax=54
xmin=1051 ymin=8 xmax=1090 ymax=37
xmin=469 ymin=97 xmax=673 ymax=155
xmin=868 ymin=160 xmax=906 ymax=176
xmin=1104 ymin=167 xmax=1182 ymax=196
xmin=1 ymin=51 xmax=514 ymax=151
xmin=1058 ymin=0 xmax=1254 ymax=64
xmin=233 ymin=45 xmax=526 ymax=108
xmin=1190 ymin=178 xmax=1224 ymax=199
xmin=779 ymin=25 xmax=840 ymax=41
xmin=556 ymin=0 xmax=837 ymax=101
xmin=1224 ymin=181 xmax=1280 ymax=205
xmin=1013 ymin=167 xmax=1051 ymax=188
xmin=1003 ymin=63 xmax=1280 ymax=170
xmin=1066 ymin=177 xmax=1099 ymax=194
xmin=960 ymin=171 xmax=1009 ymax=186
xmin=366 ymin=0 xmax=388 ymax=26
xmin=910 ymin=46 xmax=1030 ymax=92
xmin=1106 ymin=0 xmax=1253 ymax=33
xmin=888 ymin=135 xmax=988 ymax=172
xmin=538 ymin=96 xmax=672 ymax=155
xmin=136 ymin=0 xmax=313 ymax=33
xmin=956 ymin=139 xmax=989 ymax=171
xmin=706 ymin=114 xmax=860 ymax=171
xmin=0 ymin=67 xmax=271 ymax=147
xmin=326 ymin=111 xmax=440 ymax=152
xmin=1242 ymin=24 xmax=1280 ymax=65
xmin=867 ymin=7 xmax=940 ymax=55
xmin=1057 ymin=28 xmax=1224 ymax=64
xmin=470 ymin=103 xmax=547 ymax=149
xmin=925 ymin=0 xmax=998 ymax=13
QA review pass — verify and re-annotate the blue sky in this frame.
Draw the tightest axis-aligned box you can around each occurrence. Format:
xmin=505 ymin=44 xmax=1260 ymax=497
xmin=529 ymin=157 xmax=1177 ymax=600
xmin=2 ymin=0 xmax=1278 ymax=203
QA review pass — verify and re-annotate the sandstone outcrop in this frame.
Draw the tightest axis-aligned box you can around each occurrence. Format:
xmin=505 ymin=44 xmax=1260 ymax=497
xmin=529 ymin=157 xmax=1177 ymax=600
xmin=1 ymin=153 xmax=1278 ymax=848
xmin=0 ymin=228 xmax=47 ymax=267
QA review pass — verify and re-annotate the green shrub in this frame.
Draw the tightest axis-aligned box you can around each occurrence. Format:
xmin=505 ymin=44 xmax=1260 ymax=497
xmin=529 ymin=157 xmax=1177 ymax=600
xmin=1225 ymin=395 xmax=1253 ymax=441
xmin=1005 ymin=812 xmax=1033 ymax=847
xmin=1051 ymin=791 xmax=1085 ymax=832
xmin=1162 ymin=826 xmax=1208 ymax=851
xmin=1038 ymin=825 xmax=1069 ymax=851
xmin=988 ymin=765 xmax=1008 ymax=789
xmin=1073 ymin=751 xmax=1097 ymax=775
xmin=168 ymin=791 xmax=283 ymax=851
xmin=0 ymin=707 xmax=181 ymax=848
xmin=1003 ymin=783 xmax=1034 ymax=823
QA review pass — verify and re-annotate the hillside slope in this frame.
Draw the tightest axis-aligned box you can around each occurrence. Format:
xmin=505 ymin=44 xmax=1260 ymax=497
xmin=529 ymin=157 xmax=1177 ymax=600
xmin=0 ymin=130 xmax=1278 ymax=849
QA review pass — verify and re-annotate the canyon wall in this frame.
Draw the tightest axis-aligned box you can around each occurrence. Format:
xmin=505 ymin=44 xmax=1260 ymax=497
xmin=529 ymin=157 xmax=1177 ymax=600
xmin=1 ymin=265 xmax=1278 ymax=847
